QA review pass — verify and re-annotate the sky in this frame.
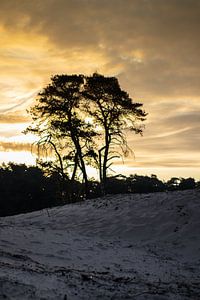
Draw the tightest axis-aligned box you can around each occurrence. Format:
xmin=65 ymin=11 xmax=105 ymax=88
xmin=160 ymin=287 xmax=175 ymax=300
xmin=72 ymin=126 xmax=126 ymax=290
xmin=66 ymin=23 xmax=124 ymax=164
xmin=0 ymin=0 xmax=199 ymax=180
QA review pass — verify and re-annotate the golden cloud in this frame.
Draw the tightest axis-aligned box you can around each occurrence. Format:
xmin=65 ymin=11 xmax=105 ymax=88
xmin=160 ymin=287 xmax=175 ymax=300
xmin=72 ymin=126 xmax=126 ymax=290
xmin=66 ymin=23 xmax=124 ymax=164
xmin=0 ymin=141 xmax=32 ymax=152
xmin=0 ymin=113 xmax=30 ymax=124
xmin=0 ymin=0 xmax=199 ymax=177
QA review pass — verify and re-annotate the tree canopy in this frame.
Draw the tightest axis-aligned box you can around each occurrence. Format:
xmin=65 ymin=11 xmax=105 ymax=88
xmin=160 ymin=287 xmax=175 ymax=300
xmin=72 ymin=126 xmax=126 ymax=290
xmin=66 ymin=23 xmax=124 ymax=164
xmin=83 ymin=73 xmax=146 ymax=191
xmin=25 ymin=73 xmax=147 ymax=198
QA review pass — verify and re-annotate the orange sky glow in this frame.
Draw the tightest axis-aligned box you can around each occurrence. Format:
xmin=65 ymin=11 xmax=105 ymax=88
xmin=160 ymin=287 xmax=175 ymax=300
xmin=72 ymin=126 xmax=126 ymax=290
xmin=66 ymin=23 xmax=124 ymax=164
xmin=0 ymin=0 xmax=200 ymax=180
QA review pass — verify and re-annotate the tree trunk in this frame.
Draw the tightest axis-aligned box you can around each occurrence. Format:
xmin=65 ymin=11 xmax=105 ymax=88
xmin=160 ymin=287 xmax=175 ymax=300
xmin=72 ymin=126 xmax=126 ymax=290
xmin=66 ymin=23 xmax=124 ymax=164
xmin=68 ymin=114 xmax=89 ymax=198
xmin=71 ymin=152 xmax=78 ymax=182
xmin=102 ymin=129 xmax=110 ymax=194
xmin=48 ymin=140 xmax=66 ymax=202
xmin=98 ymin=147 xmax=105 ymax=195
xmin=72 ymin=135 xmax=89 ymax=198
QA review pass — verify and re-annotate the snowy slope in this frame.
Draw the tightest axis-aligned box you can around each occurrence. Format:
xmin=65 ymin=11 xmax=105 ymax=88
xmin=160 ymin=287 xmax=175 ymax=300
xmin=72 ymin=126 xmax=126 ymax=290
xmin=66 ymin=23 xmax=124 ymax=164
xmin=0 ymin=189 xmax=200 ymax=299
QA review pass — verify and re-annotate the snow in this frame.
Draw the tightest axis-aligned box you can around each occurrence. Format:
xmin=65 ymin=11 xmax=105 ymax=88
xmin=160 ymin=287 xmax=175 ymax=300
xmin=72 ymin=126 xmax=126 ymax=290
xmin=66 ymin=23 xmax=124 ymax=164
xmin=0 ymin=189 xmax=200 ymax=299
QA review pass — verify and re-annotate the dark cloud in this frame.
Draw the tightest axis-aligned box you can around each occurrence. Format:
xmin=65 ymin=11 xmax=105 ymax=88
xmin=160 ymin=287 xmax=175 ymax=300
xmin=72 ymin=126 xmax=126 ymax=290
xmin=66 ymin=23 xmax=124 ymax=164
xmin=132 ymin=116 xmax=200 ymax=154
xmin=0 ymin=0 xmax=200 ymax=98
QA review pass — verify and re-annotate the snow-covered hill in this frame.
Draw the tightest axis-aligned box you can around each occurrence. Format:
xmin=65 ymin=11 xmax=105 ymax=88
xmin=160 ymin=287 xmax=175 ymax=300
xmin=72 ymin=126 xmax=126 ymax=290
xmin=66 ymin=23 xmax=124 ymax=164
xmin=0 ymin=190 xmax=200 ymax=299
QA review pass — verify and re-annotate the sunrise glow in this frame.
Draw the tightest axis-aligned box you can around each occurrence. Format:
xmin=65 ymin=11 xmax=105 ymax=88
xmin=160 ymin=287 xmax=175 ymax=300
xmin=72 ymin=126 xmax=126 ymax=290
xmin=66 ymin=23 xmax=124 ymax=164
xmin=0 ymin=0 xmax=199 ymax=180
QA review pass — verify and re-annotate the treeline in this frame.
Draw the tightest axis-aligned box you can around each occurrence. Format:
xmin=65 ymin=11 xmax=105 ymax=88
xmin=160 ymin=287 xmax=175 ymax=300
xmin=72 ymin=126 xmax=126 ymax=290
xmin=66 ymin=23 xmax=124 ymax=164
xmin=0 ymin=163 xmax=199 ymax=217
xmin=105 ymin=174 xmax=198 ymax=194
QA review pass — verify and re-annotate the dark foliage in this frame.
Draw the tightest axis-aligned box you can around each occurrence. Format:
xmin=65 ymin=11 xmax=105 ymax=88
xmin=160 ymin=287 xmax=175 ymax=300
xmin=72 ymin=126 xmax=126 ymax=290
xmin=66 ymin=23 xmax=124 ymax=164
xmin=179 ymin=177 xmax=196 ymax=190
xmin=166 ymin=177 xmax=196 ymax=191
xmin=105 ymin=175 xmax=197 ymax=194
xmin=126 ymin=174 xmax=166 ymax=193
xmin=0 ymin=163 xmax=198 ymax=217
xmin=0 ymin=163 xmax=81 ymax=217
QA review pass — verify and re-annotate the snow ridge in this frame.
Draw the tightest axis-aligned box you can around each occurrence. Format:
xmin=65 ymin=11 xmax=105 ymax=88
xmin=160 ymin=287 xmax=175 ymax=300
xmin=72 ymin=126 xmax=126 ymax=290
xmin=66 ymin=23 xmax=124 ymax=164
xmin=0 ymin=190 xmax=200 ymax=299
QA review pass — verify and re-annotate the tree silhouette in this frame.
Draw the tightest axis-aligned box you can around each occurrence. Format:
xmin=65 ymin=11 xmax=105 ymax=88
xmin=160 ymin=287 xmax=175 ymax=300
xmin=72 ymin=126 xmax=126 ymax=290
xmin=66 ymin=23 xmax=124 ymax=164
xmin=179 ymin=177 xmax=196 ymax=190
xmin=166 ymin=177 xmax=180 ymax=191
xmin=84 ymin=73 xmax=147 ymax=193
xmin=25 ymin=75 xmax=97 ymax=198
xmin=25 ymin=73 xmax=146 ymax=197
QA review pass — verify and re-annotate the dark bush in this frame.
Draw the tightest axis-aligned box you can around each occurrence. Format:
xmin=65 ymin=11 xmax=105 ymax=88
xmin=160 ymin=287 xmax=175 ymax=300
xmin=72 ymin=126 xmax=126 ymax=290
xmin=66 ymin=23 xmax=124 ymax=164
xmin=0 ymin=163 xmax=197 ymax=217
